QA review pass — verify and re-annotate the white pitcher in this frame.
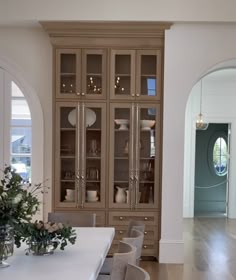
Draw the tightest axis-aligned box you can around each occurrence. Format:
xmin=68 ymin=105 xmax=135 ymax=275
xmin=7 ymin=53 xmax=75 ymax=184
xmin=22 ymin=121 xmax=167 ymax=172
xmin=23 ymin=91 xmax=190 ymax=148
xmin=115 ymin=186 xmax=126 ymax=203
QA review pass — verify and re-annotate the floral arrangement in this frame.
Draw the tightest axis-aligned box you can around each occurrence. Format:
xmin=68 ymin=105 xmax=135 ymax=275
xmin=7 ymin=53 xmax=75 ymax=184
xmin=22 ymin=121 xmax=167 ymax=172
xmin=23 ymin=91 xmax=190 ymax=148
xmin=0 ymin=165 xmax=46 ymax=227
xmin=15 ymin=220 xmax=77 ymax=254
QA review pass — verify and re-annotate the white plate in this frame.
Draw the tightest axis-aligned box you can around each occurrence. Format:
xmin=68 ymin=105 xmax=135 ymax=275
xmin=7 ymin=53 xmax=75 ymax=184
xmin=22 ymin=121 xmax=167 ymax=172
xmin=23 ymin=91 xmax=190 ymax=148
xmin=68 ymin=108 xmax=96 ymax=127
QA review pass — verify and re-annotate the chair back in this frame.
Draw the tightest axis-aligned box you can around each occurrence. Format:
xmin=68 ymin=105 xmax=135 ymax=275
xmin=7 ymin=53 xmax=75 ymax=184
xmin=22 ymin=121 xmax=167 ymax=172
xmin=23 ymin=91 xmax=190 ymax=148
xmin=48 ymin=212 xmax=96 ymax=227
xmin=125 ymin=264 xmax=150 ymax=280
xmin=122 ymin=229 xmax=144 ymax=265
xmin=110 ymin=241 xmax=136 ymax=280
xmin=126 ymin=220 xmax=145 ymax=237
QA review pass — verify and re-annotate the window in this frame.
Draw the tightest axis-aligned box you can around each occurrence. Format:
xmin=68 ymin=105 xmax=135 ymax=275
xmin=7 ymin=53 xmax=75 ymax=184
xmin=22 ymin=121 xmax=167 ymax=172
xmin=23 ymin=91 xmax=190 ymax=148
xmin=11 ymin=82 xmax=32 ymax=182
xmin=213 ymin=137 xmax=228 ymax=176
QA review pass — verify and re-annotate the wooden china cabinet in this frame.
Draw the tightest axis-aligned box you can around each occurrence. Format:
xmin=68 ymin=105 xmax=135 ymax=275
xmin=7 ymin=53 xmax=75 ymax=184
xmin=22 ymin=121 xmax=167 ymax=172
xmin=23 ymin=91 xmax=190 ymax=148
xmin=41 ymin=21 xmax=171 ymax=259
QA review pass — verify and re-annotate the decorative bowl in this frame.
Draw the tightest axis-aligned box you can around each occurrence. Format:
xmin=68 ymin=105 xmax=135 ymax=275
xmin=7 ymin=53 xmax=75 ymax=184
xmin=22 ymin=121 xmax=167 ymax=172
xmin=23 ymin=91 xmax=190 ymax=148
xmin=114 ymin=119 xmax=129 ymax=130
xmin=140 ymin=120 xmax=155 ymax=130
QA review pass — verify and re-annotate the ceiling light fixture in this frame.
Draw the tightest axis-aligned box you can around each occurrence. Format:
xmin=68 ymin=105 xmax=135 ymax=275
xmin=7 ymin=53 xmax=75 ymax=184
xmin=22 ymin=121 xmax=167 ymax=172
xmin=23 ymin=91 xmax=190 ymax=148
xmin=196 ymin=79 xmax=209 ymax=130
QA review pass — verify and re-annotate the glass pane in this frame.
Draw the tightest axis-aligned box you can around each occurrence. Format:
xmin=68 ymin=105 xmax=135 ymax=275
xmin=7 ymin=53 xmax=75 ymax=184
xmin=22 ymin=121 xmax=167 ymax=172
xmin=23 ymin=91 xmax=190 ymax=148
xmin=140 ymin=55 xmax=157 ymax=97
xmin=11 ymin=99 xmax=31 ymax=120
xmin=113 ymin=108 xmax=130 ymax=204
xmin=213 ymin=137 xmax=228 ymax=176
xmin=139 ymin=107 xmax=156 ymax=204
xmin=12 ymin=82 xmax=24 ymax=97
xmin=61 ymin=159 xmax=76 ymax=202
xmin=60 ymin=53 xmax=76 ymax=94
xmin=11 ymin=127 xmax=31 ymax=154
xmin=60 ymin=106 xmax=77 ymax=202
xmin=114 ymin=55 xmax=131 ymax=96
xmin=86 ymin=107 xmax=101 ymax=203
xmin=11 ymin=157 xmax=31 ymax=182
xmin=87 ymin=54 xmax=103 ymax=96
xmin=11 ymin=83 xmax=32 ymax=183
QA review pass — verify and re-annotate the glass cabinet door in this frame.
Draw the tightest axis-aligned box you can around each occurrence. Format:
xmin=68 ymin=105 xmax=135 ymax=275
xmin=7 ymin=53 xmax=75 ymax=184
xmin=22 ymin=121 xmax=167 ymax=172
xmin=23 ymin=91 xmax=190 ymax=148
xmin=109 ymin=104 xmax=134 ymax=208
xmin=82 ymin=102 xmax=106 ymax=208
xmin=136 ymin=50 xmax=162 ymax=101
xmin=110 ymin=50 xmax=135 ymax=100
xmin=82 ymin=49 xmax=107 ymax=99
xmin=135 ymin=104 xmax=160 ymax=208
xmin=55 ymin=103 xmax=78 ymax=207
xmin=56 ymin=49 xmax=81 ymax=99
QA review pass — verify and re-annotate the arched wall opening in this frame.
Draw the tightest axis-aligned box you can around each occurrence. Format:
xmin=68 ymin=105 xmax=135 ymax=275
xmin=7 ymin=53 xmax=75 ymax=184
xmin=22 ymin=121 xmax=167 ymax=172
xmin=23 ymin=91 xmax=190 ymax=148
xmin=0 ymin=56 xmax=44 ymax=220
xmin=184 ymin=67 xmax=236 ymax=219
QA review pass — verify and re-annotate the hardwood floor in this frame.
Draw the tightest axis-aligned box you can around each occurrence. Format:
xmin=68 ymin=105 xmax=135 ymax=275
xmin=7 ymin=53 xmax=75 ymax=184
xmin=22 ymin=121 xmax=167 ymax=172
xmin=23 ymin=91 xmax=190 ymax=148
xmin=140 ymin=218 xmax=236 ymax=280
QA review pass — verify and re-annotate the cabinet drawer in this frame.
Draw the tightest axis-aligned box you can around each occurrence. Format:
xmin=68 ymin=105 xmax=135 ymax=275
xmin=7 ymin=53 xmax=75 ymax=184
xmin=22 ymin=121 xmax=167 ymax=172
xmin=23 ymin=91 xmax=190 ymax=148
xmin=114 ymin=225 xmax=158 ymax=241
xmin=108 ymin=211 xmax=158 ymax=226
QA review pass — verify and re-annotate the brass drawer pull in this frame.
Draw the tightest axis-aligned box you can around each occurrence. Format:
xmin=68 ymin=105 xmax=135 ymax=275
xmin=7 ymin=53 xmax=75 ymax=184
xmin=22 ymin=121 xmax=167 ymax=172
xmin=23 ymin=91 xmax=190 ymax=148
xmin=143 ymin=245 xmax=148 ymax=249
xmin=144 ymin=231 xmax=148 ymax=235
xmin=119 ymin=230 xmax=124 ymax=234
xmin=119 ymin=216 xmax=123 ymax=220
xmin=76 ymin=92 xmax=81 ymax=96
xmin=144 ymin=217 xmax=148 ymax=221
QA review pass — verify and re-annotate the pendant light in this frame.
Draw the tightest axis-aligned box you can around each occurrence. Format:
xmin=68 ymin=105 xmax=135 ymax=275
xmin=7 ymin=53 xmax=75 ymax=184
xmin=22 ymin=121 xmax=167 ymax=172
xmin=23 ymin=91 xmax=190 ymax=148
xmin=196 ymin=78 xmax=209 ymax=130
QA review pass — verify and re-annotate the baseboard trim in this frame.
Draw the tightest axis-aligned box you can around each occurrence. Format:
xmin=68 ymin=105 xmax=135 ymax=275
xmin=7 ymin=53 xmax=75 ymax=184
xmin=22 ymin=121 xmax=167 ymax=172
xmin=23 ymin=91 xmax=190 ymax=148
xmin=159 ymin=239 xmax=184 ymax=263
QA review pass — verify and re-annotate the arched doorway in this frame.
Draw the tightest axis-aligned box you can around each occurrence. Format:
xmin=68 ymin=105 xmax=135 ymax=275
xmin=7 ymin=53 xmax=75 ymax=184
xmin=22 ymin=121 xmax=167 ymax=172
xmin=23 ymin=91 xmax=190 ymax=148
xmin=184 ymin=68 xmax=236 ymax=219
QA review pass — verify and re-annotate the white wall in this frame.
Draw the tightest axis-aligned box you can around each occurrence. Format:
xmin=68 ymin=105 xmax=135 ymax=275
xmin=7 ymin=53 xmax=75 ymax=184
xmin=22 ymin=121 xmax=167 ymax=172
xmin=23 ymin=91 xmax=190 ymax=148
xmin=1 ymin=0 xmax=236 ymax=23
xmin=160 ymin=23 xmax=236 ymax=263
xmin=1 ymin=22 xmax=236 ymax=263
xmin=184 ymin=69 xmax=236 ymax=219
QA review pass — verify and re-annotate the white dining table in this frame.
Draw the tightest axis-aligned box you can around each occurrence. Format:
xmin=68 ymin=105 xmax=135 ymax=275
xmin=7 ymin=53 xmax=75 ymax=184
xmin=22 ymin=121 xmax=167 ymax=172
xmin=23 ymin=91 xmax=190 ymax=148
xmin=0 ymin=227 xmax=115 ymax=280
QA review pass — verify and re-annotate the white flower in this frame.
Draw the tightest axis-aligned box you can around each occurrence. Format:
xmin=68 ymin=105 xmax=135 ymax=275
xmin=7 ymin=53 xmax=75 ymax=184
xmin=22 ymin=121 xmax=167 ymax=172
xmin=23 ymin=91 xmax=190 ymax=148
xmin=13 ymin=193 xmax=23 ymax=204
xmin=1 ymin=192 xmax=8 ymax=198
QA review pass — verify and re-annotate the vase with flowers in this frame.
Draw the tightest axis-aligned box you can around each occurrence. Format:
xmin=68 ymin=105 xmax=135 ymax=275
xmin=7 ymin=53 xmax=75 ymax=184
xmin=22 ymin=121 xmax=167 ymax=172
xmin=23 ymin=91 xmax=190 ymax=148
xmin=16 ymin=220 xmax=77 ymax=255
xmin=0 ymin=165 xmax=46 ymax=267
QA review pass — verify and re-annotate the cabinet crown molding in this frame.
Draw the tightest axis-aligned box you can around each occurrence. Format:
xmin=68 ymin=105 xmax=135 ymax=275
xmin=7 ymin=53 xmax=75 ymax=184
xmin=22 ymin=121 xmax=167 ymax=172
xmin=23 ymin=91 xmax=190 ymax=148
xmin=40 ymin=21 xmax=172 ymax=39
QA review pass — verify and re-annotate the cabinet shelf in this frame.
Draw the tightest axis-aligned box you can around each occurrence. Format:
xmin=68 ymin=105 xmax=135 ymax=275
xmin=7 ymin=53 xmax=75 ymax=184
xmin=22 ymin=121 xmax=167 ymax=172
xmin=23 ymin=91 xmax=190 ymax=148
xmin=87 ymin=73 xmax=102 ymax=76
xmin=115 ymin=74 xmax=131 ymax=77
xmin=141 ymin=74 xmax=156 ymax=77
xmin=60 ymin=72 xmax=76 ymax=76
xmin=60 ymin=128 xmax=76 ymax=131
xmin=86 ymin=156 xmax=101 ymax=159
xmin=61 ymin=179 xmax=75 ymax=182
xmin=60 ymin=155 xmax=76 ymax=158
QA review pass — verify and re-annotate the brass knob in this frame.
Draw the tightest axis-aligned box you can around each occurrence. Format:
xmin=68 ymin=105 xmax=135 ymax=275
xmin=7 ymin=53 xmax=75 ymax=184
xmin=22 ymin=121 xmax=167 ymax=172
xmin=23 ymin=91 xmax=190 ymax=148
xmin=143 ymin=245 xmax=147 ymax=249
xmin=131 ymin=93 xmax=135 ymax=97
xmin=81 ymin=92 xmax=85 ymax=96
xmin=119 ymin=230 xmax=123 ymax=234
xmin=144 ymin=217 xmax=148 ymax=221
xmin=144 ymin=231 xmax=148 ymax=235
xmin=119 ymin=216 xmax=123 ymax=220
xmin=76 ymin=92 xmax=81 ymax=96
xmin=136 ymin=93 xmax=140 ymax=97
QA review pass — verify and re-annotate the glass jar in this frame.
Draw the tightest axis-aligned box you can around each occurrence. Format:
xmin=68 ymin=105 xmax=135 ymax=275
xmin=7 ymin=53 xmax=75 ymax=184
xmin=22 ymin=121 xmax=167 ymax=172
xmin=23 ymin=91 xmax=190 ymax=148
xmin=27 ymin=239 xmax=58 ymax=256
xmin=0 ymin=225 xmax=14 ymax=268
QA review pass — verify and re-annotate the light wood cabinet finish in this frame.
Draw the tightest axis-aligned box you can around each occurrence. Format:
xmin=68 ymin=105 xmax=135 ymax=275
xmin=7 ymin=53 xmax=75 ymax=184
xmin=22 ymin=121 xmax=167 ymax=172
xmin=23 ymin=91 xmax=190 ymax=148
xmin=41 ymin=21 xmax=171 ymax=259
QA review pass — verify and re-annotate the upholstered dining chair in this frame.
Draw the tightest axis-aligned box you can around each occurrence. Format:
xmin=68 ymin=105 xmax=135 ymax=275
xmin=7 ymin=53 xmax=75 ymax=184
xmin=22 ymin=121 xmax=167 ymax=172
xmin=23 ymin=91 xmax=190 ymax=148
xmin=126 ymin=220 xmax=145 ymax=237
xmin=48 ymin=212 xmax=96 ymax=227
xmin=124 ymin=264 xmax=150 ymax=280
xmin=122 ymin=229 xmax=144 ymax=265
xmin=99 ymin=229 xmax=143 ymax=275
xmin=97 ymin=241 xmax=136 ymax=280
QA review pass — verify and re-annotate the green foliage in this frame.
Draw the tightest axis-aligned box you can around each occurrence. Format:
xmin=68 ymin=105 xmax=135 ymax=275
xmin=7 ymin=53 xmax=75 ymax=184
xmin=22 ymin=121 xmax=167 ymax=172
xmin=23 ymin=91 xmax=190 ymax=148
xmin=0 ymin=165 xmax=43 ymax=227
xmin=15 ymin=221 xmax=77 ymax=250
